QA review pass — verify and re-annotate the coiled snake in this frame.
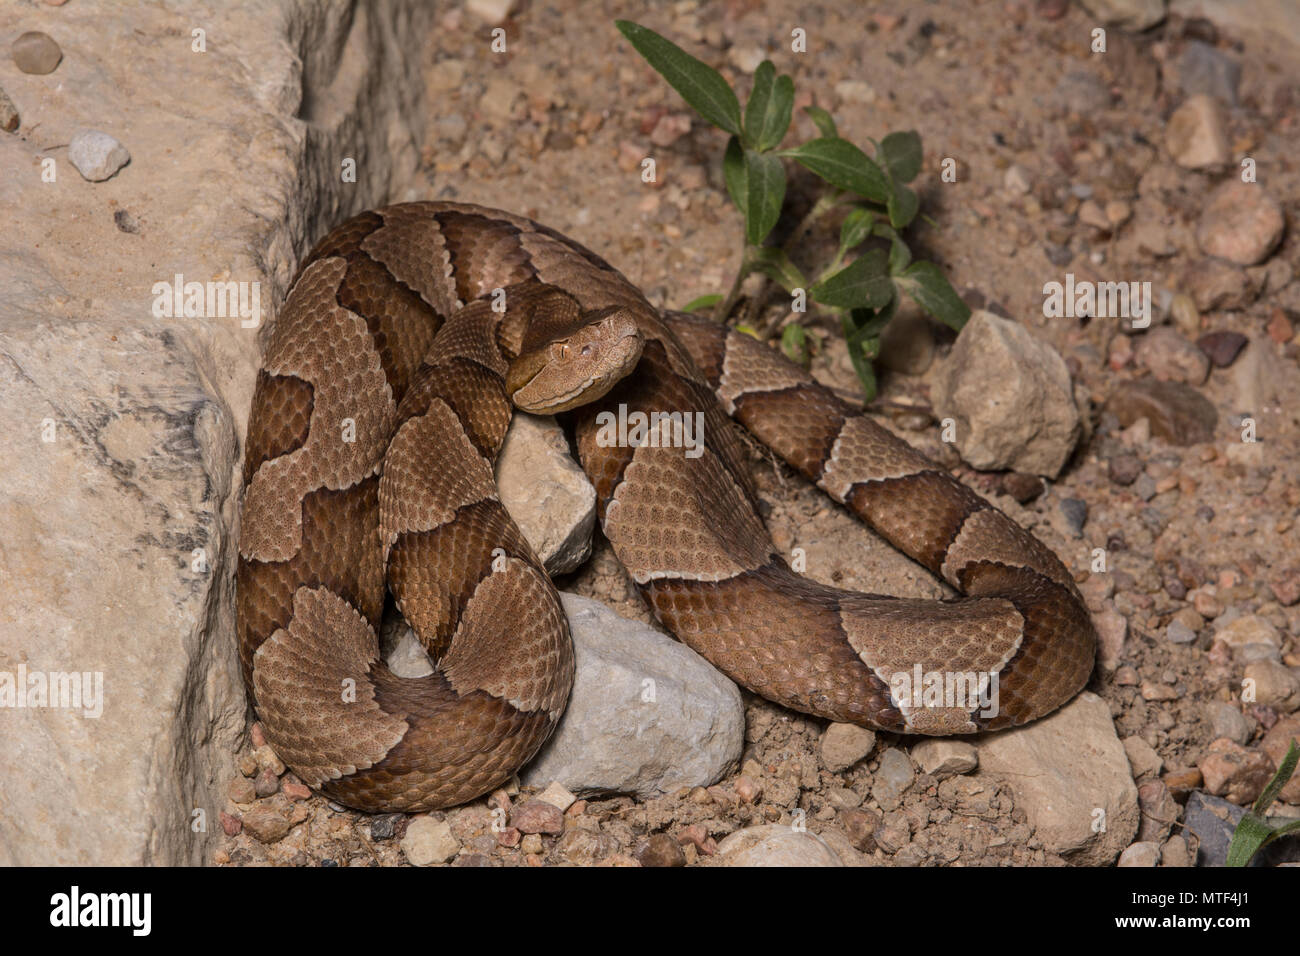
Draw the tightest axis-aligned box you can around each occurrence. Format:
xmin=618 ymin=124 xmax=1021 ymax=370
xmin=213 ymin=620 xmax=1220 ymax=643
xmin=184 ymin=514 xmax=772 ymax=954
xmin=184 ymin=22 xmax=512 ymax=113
xmin=236 ymin=202 xmax=1096 ymax=812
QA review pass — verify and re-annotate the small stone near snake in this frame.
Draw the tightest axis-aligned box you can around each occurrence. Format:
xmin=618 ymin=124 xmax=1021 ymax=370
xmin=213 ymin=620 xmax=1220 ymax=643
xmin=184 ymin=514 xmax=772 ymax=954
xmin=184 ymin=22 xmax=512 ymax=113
xmin=253 ymin=768 xmax=280 ymax=798
xmin=871 ymin=748 xmax=916 ymax=811
xmin=68 ymin=130 xmax=131 ymax=182
xmin=401 ymin=817 xmax=460 ymax=866
xmin=819 ymin=722 xmax=876 ymax=772
xmin=12 ymin=31 xmax=62 ymax=74
xmin=497 ymin=827 xmax=521 ymax=848
xmin=520 ymin=833 xmax=544 ymax=854
xmin=368 ymin=813 xmax=401 ymax=841
xmin=635 ymin=833 xmax=686 ymax=867
xmin=1059 ymin=497 xmax=1088 ymax=536
xmin=252 ymin=744 xmax=284 ymax=776
xmin=535 ymin=781 xmax=576 ymax=812
xmin=1000 ymin=471 xmax=1044 ymax=503
xmin=511 ymin=798 xmax=565 ymax=835
xmin=1107 ymin=454 xmax=1143 ymax=486
xmin=240 ymin=805 xmax=291 ymax=844
xmin=282 ymin=779 xmax=311 ymax=801
xmin=227 ymin=776 xmax=255 ymax=804
xmin=734 ymin=775 xmax=762 ymax=803
xmin=1117 ymin=841 xmax=1160 ymax=867
xmin=250 ymin=722 xmax=267 ymax=747
xmin=1196 ymin=330 xmax=1248 ymax=368
xmin=453 ymin=853 xmax=492 ymax=867
xmin=839 ymin=807 xmax=882 ymax=851
xmin=237 ymin=753 xmax=257 ymax=777
xmin=219 ymin=811 xmax=242 ymax=837
xmin=910 ymin=739 xmax=978 ymax=779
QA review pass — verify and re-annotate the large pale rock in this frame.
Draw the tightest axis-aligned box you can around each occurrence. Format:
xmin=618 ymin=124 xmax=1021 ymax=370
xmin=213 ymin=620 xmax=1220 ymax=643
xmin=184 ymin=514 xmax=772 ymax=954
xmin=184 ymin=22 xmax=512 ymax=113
xmin=496 ymin=413 xmax=596 ymax=575
xmin=715 ymin=825 xmax=842 ymax=867
xmin=0 ymin=0 xmax=434 ymax=865
xmin=932 ymin=311 xmax=1081 ymax=477
xmin=520 ymin=593 xmax=744 ymax=799
xmin=976 ymin=692 xmax=1139 ymax=865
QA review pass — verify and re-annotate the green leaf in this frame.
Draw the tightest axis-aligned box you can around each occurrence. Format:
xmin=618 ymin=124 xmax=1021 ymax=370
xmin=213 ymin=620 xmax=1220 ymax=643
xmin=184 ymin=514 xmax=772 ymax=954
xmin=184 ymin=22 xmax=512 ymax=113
xmin=812 ymin=248 xmax=893 ymax=310
xmin=780 ymin=323 xmax=810 ymax=366
xmin=735 ymin=324 xmax=762 ymax=340
xmin=840 ymin=313 xmax=879 ymax=402
xmin=616 ymin=20 xmax=743 ymax=137
xmin=1226 ymin=813 xmax=1274 ymax=868
xmin=874 ymin=223 xmax=912 ymax=274
xmin=802 ymin=105 xmax=838 ymax=138
xmin=895 ymin=261 xmax=970 ymax=331
xmin=747 ymin=246 xmax=807 ymax=292
xmin=681 ymin=293 xmax=723 ymax=313
xmin=846 ymin=303 xmax=895 ymax=341
xmin=878 ymin=130 xmax=923 ymax=183
xmin=744 ymin=62 xmax=794 ymax=152
xmin=723 ymin=135 xmax=746 ymax=211
xmin=744 ymin=149 xmax=785 ymax=245
xmin=838 ymin=207 xmax=875 ymax=253
xmin=782 ymin=138 xmax=890 ymax=204
xmin=1254 ymin=739 xmax=1299 ymax=816
xmin=887 ymin=182 xmax=919 ymax=229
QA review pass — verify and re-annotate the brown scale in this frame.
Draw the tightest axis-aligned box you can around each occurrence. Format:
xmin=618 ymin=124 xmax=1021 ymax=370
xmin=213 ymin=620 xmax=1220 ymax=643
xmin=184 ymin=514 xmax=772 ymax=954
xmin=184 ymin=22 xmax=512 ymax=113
xmin=386 ymin=498 xmax=533 ymax=661
xmin=241 ymin=371 xmax=313 ymax=487
xmin=236 ymin=476 xmax=384 ymax=695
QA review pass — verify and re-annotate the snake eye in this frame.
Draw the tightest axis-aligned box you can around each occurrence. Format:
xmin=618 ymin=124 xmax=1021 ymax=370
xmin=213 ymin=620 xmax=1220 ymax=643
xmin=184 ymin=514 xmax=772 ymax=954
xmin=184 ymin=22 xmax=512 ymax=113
xmin=552 ymin=342 xmax=570 ymax=361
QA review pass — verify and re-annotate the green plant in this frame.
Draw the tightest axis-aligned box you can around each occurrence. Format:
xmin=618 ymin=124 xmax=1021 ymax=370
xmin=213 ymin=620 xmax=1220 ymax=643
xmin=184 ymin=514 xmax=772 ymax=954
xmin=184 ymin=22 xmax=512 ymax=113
xmin=1226 ymin=739 xmax=1300 ymax=866
xmin=616 ymin=19 xmax=969 ymax=401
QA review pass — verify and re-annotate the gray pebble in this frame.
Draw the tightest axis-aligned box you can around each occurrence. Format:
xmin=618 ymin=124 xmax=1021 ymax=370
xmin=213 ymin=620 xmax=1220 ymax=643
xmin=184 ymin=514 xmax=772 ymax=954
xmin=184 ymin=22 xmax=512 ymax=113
xmin=12 ymin=31 xmax=62 ymax=75
xmin=1165 ymin=620 xmax=1197 ymax=644
xmin=870 ymin=748 xmax=915 ymax=811
xmin=1059 ymin=498 xmax=1088 ymax=536
xmin=68 ymin=130 xmax=130 ymax=182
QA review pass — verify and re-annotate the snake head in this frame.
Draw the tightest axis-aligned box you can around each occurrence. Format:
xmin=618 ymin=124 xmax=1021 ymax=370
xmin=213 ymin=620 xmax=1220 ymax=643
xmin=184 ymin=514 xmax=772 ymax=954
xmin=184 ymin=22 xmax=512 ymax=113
xmin=506 ymin=306 xmax=644 ymax=414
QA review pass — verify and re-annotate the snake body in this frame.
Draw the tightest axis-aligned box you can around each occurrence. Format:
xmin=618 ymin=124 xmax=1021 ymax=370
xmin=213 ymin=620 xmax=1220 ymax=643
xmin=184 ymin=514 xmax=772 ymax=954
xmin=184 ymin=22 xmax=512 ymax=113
xmin=236 ymin=202 xmax=1096 ymax=812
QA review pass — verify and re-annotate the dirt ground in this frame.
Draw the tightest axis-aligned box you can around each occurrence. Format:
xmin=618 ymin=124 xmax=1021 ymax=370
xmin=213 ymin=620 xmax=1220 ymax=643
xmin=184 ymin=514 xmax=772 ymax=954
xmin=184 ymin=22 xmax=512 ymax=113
xmin=216 ymin=0 xmax=1300 ymax=866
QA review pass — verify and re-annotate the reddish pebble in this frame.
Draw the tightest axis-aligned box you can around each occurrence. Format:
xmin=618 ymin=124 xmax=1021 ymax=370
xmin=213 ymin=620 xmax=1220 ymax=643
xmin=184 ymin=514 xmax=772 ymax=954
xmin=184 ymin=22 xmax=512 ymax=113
xmin=282 ymin=780 xmax=311 ymax=801
xmin=250 ymin=722 xmax=267 ymax=748
xmin=497 ymin=827 xmax=521 ymax=848
xmin=1267 ymin=308 xmax=1294 ymax=344
xmin=510 ymin=798 xmax=564 ymax=835
xmin=219 ymin=811 xmax=242 ymax=836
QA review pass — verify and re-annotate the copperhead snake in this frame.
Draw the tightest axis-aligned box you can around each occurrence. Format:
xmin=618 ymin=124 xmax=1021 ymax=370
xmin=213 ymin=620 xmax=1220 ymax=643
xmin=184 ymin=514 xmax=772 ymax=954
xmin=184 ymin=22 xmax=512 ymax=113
xmin=236 ymin=201 xmax=1097 ymax=812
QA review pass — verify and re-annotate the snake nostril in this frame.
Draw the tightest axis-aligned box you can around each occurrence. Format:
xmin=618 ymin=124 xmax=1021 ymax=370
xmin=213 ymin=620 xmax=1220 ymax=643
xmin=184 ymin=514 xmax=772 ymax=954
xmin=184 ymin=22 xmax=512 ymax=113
xmin=580 ymin=344 xmax=593 ymax=356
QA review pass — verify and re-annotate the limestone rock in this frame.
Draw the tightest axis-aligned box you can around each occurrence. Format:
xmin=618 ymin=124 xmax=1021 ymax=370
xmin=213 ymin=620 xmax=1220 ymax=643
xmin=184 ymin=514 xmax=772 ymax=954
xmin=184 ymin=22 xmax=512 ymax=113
xmin=496 ymin=412 xmax=596 ymax=575
xmin=520 ymin=593 xmax=744 ymax=799
xmin=933 ymin=310 xmax=1081 ymax=477
xmin=715 ymin=825 xmax=842 ymax=867
xmin=976 ymin=692 xmax=1139 ymax=865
